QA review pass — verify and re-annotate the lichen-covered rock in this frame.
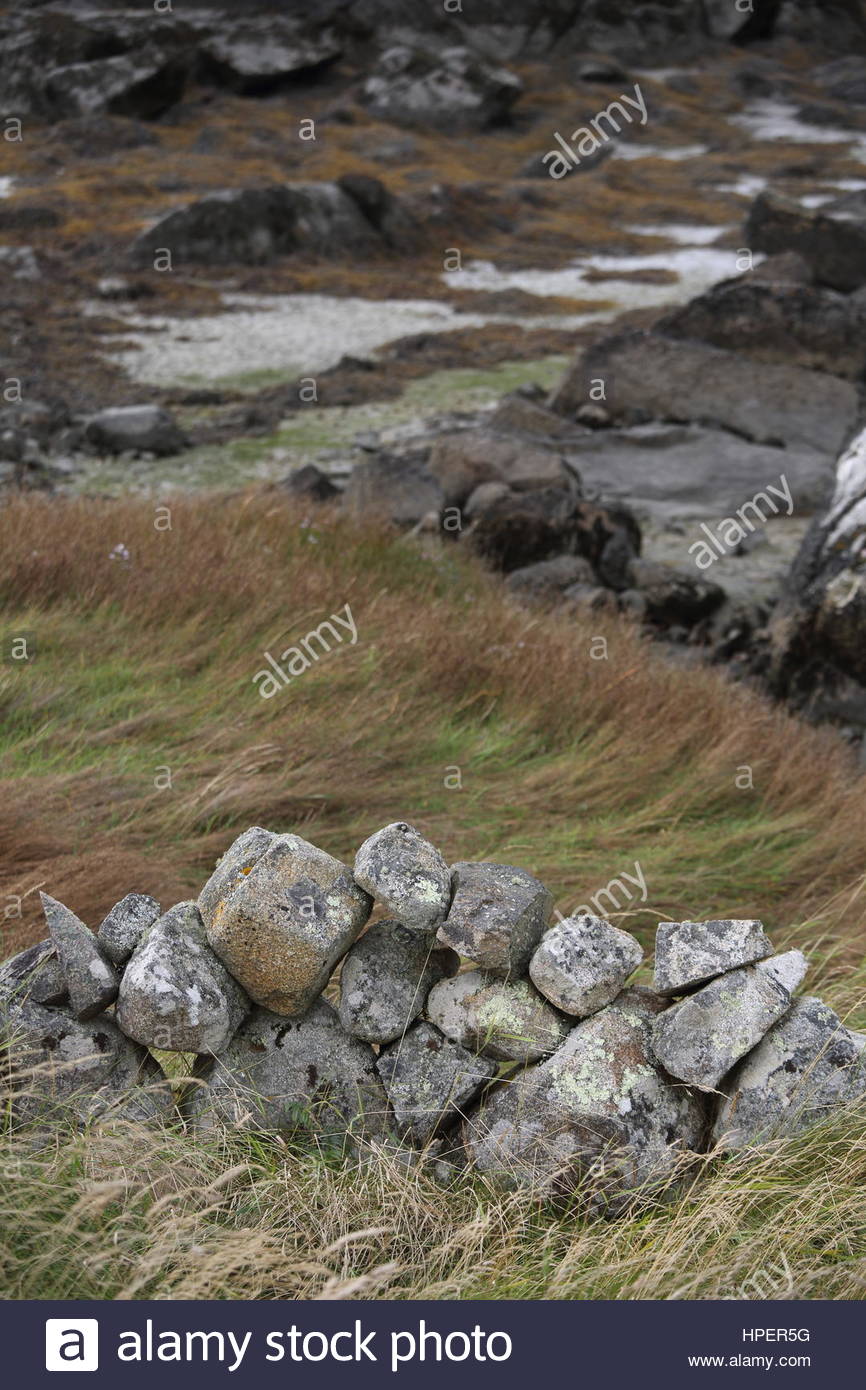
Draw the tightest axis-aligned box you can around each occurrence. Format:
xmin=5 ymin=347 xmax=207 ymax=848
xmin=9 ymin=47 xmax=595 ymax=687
xmin=198 ymin=825 xmax=276 ymax=925
xmin=41 ymin=892 xmax=119 ymax=1021
xmin=464 ymin=988 xmax=707 ymax=1208
xmin=338 ymin=920 xmax=458 ymax=1043
xmin=653 ymin=919 xmax=774 ymax=996
xmin=713 ymin=995 xmax=866 ymax=1150
xmin=1 ymin=999 xmax=173 ymax=1129
xmin=97 ymin=892 xmax=161 ymax=966
xmin=353 ymin=822 xmax=452 ymax=932
xmin=116 ymin=901 xmax=249 ymax=1055
xmin=755 ymin=948 xmax=808 ymax=994
xmin=426 ymin=970 xmax=570 ymax=1063
xmin=184 ymin=999 xmax=389 ymax=1148
xmin=436 ymin=861 xmax=552 ymax=977
xmin=0 ymin=940 xmax=67 ymax=1007
xmin=376 ymin=1021 xmax=497 ymax=1145
xmin=201 ymin=831 xmax=371 ymax=1015
xmin=529 ymin=914 xmax=643 ymax=1017
xmin=651 ymin=957 xmax=797 ymax=1090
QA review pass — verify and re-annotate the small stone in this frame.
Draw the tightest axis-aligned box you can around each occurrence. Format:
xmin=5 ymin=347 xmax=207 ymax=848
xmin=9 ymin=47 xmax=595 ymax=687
xmin=426 ymin=970 xmax=570 ymax=1063
xmin=338 ymin=920 xmax=458 ymax=1043
xmin=198 ymin=825 xmax=275 ymax=925
xmin=201 ymin=830 xmax=371 ymax=1015
xmin=353 ymin=822 xmax=452 ymax=931
xmin=117 ymin=901 xmax=249 ymax=1055
xmin=376 ymin=1021 xmax=496 ymax=1146
xmin=436 ymin=861 xmax=552 ymax=977
xmin=529 ymin=914 xmax=644 ymax=1017
xmin=41 ymin=892 xmax=119 ymax=1021
xmin=184 ymin=999 xmax=389 ymax=1148
xmin=653 ymin=918 xmax=773 ymax=996
xmin=651 ymin=957 xmax=796 ymax=1090
xmin=0 ymin=940 xmax=67 ymax=1007
xmin=97 ymin=892 xmax=161 ymax=966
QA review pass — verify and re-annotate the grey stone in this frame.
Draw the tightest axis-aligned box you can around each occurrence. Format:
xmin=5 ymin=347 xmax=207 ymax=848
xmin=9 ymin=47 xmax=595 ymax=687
xmin=505 ymin=555 xmax=596 ymax=601
xmin=338 ymin=919 xmax=458 ymax=1043
xmin=41 ymin=892 xmax=119 ymax=1022
xmin=343 ymin=452 xmax=444 ymax=527
xmin=97 ymin=892 xmax=161 ymax=966
xmin=198 ymin=825 xmax=276 ymax=927
xmin=0 ymin=246 xmax=39 ymax=280
xmin=427 ymin=430 xmax=571 ymax=508
xmin=426 ymin=969 xmax=570 ymax=1063
xmin=625 ymin=558 xmax=725 ymax=627
xmin=653 ymin=919 xmax=773 ymax=996
xmin=377 ymin=1021 xmax=497 ymax=1145
xmin=84 ymin=406 xmax=187 ymax=457
xmin=529 ymin=914 xmax=644 ymax=1018
xmin=651 ymin=958 xmax=797 ymax=1090
xmin=202 ymin=832 xmax=371 ymax=1015
xmin=436 ymin=861 xmax=552 ymax=977
xmin=755 ymin=948 xmax=808 ymax=995
xmin=44 ymin=48 xmax=187 ymax=122
xmin=464 ymin=988 xmax=707 ymax=1206
xmin=746 ymin=190 xmax=866 ymax=293
xmin=362 ymin=45 xmax=522 ymax=131
xmin=197 ymin=18 xmax=341 ymax=94
xmin=0 ymin=940 xmax=67 ymax=1007
xmin=713 ymin=996 xmax=866 ymax=1150
xmin=116 ymin=901 xmax=249 ymax=1055
xmin=353 ymin=821 xmax=452 ymax=931
xmin=184 ymin=999 xmax=389 ymax=1147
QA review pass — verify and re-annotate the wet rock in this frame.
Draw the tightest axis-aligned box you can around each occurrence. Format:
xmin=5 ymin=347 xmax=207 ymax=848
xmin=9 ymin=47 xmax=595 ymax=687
xmin=376 ymin=1020 xmax=497 ymax=1145
xmin=746 ymin=190 xmax=866 ymax=293
xmin=280 ymin=463 xmax=339 ymax=503
xmin=529 ymin=914 xmax=644 ymax=1018
xmin=464 ymin=988 xmax=707 ymax=1206
xmin=0 ymin=941 xmax=67 ymax=1008
xmin=713 ymin=996 xmax=866 ymax=1149
xmin=196 ymin=18 xmax=341 ymax=94
xmin=117 ymin=901 xmax=249 ymax=1055
xmin=362 ymin=45 xmax=522 ymax=131
xmin=651 ymin=957 xmax=798 ymax=1090
xmin=654 ymin=918 xmax=773 ymax=996
xmin=426 ymin=969 xmax=570 ymax=1063
xmin=427 ymin=430 xmax=572 ymax=508
xmin=505 ymin=554 xmax=596 ymax=601
xmin=184 ymin=999 xmax=389 ymax=1147
xmin=41 ymin=893 xmax=119 ymax=1022
xmin=339 ymin=919 xmax=458 ymax=1043
xmin=198 ymin=825 xmax=276 ymax=927
xmin=44 ymin=48 xmax=187 ymax=121
xmin=83 ymin=406 xmax=187 ymax=457
xmin=97 ymin=892 xmax=161 ymax=967
xmin=202 ymin=832 xmax=371 ymax=1016
xmin=436 ymin=861 xmax=552 ymax=977
xmin=626 ymin=558 xmax=725 ymax=627
xmin=353 ymin=821 xmax=452 ymax=931
xmin=343 ymin=451 xmax=444 ymax=527
xmin=553 ymin=330 xmax=858 ymax=457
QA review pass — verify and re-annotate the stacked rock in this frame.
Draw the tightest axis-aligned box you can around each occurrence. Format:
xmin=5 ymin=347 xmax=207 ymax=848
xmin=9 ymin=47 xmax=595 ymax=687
xmin=1 ymin=823 xmax=864 ymax=1210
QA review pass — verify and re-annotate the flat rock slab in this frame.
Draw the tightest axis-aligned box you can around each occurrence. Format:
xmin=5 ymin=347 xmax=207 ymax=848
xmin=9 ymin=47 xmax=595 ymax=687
xmin=654 ymin=919 xmax=773 ymax=996
xmin=377 ymin=1021 xmax=497 ymax=1146
xmin=530 ymin=913 xmax=643 ymax=1017
xmin=0 ymin=939 xmax=67 ymax=1007
xmin=353 ymin=821 xmax=452 ymax=932
xmin=117 ymin=901 xmax=249 ymax=1055
xmin=41 ymin=892 xmax=119 ymax=1021
xmin=97 ymin=892 xmax=161 ymax=966
xmin=184 ymin=999 xmax=389 ymax=1148
xmin=436 ymin=861 xmax=552 ymax=976
xmin=427 ymin=969 xmax=570 ymax=1063
xmin=338 ymin=919 xmax=458 ymax=1043
xmin=201 ymin=830 xmax=371 ymax=1016
xmin=651 ymin=957 xmax=796 ymax=1090
xmin=464 ymin=988 xmax=707 ymax=1207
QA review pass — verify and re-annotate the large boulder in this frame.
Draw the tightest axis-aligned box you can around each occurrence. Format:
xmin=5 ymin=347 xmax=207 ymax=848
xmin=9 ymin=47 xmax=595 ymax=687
xmin=41 ymin=893 xmax=119 ymax=1022
xmin=342 ymin=452 xmax=444 ymax=527
xmin=376 ymin=1021 xmax=496 ymax=1145
xmin=353 ymin=821 xmax=452 ymax=932
xmin=437 ymin=861 xmax=552 ymax=977
xmin=83 ymin=406 xmax=187 ymax=458
xmin=529 ymin=914 xmax=644 ymax=1018
xmin=745 ymin=190 xmax=866 ymax=293
xmin=426 ymin=970 xmax=570 ymax=1063
xmin=200 ymin=830 xmax=371 ymax=1016
xmin=196 ymin=19 xmax=341 ymax=94
xmin=362 ymin=45 xmax=522 ymax=130
xmin=338 ymin=920 xmax=458 ymax=1043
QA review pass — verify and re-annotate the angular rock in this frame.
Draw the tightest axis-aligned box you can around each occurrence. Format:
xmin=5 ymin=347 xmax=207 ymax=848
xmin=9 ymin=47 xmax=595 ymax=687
xmin=97 ymin=892 xmax=161 ymax=967
xmin=196 ymin=19 xmax=341 ymax=94
xmin=377 ymin=1021 xmax=496 ymax=1145
xmin=41 ymin=893 xmax=119 ymax=1022
xmin=184 ymin=999 xmax=389 ymax=1147
xmin=529 ymin=914 xmax=644 ymax=1018
xmin=117 ymin=901 xmax=249 ymax=1055
xmin=280 ymin=463 xmax=339 ymax=503
xmin=755 ymin=948 xmax=808 ymax=994
xmin=84 ymin=406 xmax=187 ymax=457
xmin=651 ymin=957 xmax=797 ymax=1090
xmin=426 ymin=969 xmax=570 ymax=1063
xmin=342 ymin=452 xmax=444 ymax=527
xmin=362 ymin=45 xmax=522 ymax=131
xmin=44 ymin=48 xmax=187 ymax=122
xmin=0 ymin=940 xmax=67 ymax=1007
xmin=746 ymin=190 xmax=866 ymax=292
xmin=198 ymin=825 xmax=276 ymax=926
xmin=653 ymin=918 xmax=773 ymax=996
xmin=202 ymin=832 xmax=371 ymax=1015
xmin=713 ymin=996 xmax=866 ymax=1150
xmin=353 ymin=821 xmax=451 ymax=931
xmin=464 ymin=989 xmax=707 ymax=1205
xmin=437 ymin=862 xmax=552 ymax=977
xmin=426 ymin=430 xmax=571 ymax=509
xmin=338 ymin=919 xmax=458 ymax=1043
